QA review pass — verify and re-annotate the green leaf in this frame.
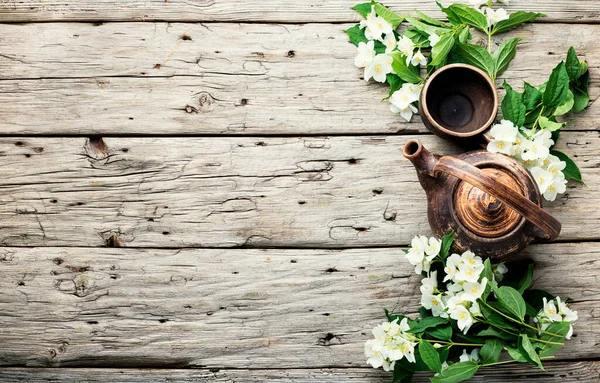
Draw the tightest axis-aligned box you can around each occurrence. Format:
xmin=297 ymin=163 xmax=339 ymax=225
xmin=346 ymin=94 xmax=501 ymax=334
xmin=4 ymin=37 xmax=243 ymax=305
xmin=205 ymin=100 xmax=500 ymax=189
xmin=458 ymin=26 xmax=471 ymax=44
xmin=480 ymin=302 xmax=514 ymax=331
xmin=405 ymin=27 xmax=430 ymax=47
xmin=550 ymin=150 xmax=583 ymax=183
xmin=430 ymin=33 xmax=455 ymax=67
xmin=572 ymin=68 xmax=590 ymax=112
xmin=523 ymin=290 xmax=555 ymax=313
xmin=565 ymin=47 xmax=581 ymax=82
xmin=517 ymin=262 xmax=534 ymax=294
xmin=525 ymin=302 xmax=538 ymax=318
xmin=506 ymin=346 xmax=529 ymax=363
xmin=386 ymin=73 xmax=405 ymax=99
xmin=390 ymin=52 xmax=422 ymax=83
xmin=420 ymin=306 xmax=433 ymax=319
xmin=523 ymin=82 xmax=542 ymax=110
xmin=493 ymin=285 xmax=526 ymax=321
xmin=554 ymin=89 xmax=574 ymax=116
xmin=351 ymin=3 xmax=373 ymax=18
xmin=478 ymin=326 xmax=517 ymax=341
xmin=538 ymin=321 xmax=570 ymax=357
xmin=492 ymin=11 xmax=546 ymax=35
xmin=543 ymin=62 xmax=570 ymax=109
xmin=397 ymin=349 xmax=431 ymax=372
xmin=415 ymin=9 xmax=446 ymax=27
xmin=374 ymin=3 xmax=405 ymax=28
xmin=501 ymin=82 xmax=526 ymax=127
xmin=439 ymin=231 xmax=454 ymax=261
xmin=519 ymin=334 xmax=544 ymax=370
xmin=480 ymin=338 xmax=503 ymax=364
xmin=454 ymin=42 xmax=495 ymax=77
xmin=392 ymin=363 xmax=414 ymax=383
xmin=405 ymin=15 xmax=449 ymax=35
xmin=427 ymin=325 xmax=453 ymax=341
xmin=441 ymin=4 xmax=488 ymax=32
xmin=481 ymin=259 xmax=494 ymax=301
xmin=493 ymin=37 xmax=522 ymax=78
xmin=384 ymin=308 xmax=407 ymax=323
xmin=538 ymin=116 xmax=566 ymax=132
xmin=430 ymin=361 xmax=480 ymax=383
xmin=407 ymin=316 xmax=449 ymax=334
xmin=419 ymin=341 xmax=442 ymax=373
xmin=573 ymin=88 xmax=590 ymax=113
xmin=345 ymin=24 xmax=368 ymax=46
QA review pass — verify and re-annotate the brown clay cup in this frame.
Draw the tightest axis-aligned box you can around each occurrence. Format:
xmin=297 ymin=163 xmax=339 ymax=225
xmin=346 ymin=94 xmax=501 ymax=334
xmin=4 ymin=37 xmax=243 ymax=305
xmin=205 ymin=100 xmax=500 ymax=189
xmin=419 ymin=64 xmax=498 ymax=142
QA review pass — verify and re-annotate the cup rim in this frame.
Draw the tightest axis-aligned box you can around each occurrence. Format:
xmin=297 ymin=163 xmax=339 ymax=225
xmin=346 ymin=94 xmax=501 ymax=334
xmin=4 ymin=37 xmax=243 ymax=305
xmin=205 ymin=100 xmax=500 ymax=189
xmin=420 ymin=63 xmax=498 ymax=138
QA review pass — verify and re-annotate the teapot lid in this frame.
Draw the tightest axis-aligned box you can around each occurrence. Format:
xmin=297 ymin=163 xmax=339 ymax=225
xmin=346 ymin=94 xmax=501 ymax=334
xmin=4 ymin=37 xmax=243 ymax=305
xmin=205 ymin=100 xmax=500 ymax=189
xmin=454 ymin=167 xmax=523 ymax=238
xmin=449 ymin=150 xmax=540 ymax=240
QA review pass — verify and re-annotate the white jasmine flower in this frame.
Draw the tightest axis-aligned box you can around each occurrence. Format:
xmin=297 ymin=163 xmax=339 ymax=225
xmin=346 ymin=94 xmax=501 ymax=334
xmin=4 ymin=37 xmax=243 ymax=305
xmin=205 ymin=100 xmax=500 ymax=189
xmin=365 ymin=54 xmax=393 ymax=83
xmin=428 ymin=32 xmax=441 ymax=47
xmin=461 ymin=278 xmax=488 ymax=302
xmin=534 ymin=296 xmax=578 ymax=340
xmin=359 ymin=6 xmax=394 ymax=41
xmin=454 ymin=251 xmax=484 ymax=283
xmin=397 ymin=36 xmax=415 ymax=65
xmin=459 ymin=348 xmax=481 ymax=363
xmin=421 ymin=292 xmax=446 ymax=317
xmin=443 ymin=253 xmax=462 ymax=282
xmin=530 ymin=166 xmax=553 ymax=194
xmin=485 ymin=8 xmax=510 ymax=26
xmin=469 ymin=300 xmax=481 ymax=316
xmin=544 ymin=176 xmax=567 ymax=201
xmin=365 ymin=318 xmax=419 ymax=369
xmin=491 ymin=120 xmax=519 ymax=141
xmin=420 ymin=271 xmax=438 ymax=295
xmin=521 ymin=137 xmax=550 ymax=162
xmin=492 ymin=262 xmax=508 ymax=282
xmin=382 ymin=33 xmax=397 ymax=54
xmin=487 ymin=139 xmax=515 ymax=155
xmin=542 ymin=297 xmax=563 ymax=322
xmin=354 ymin=40 xmax=376 ymax=68
xmin=389 ymin=83 xmax=420 ymax=122
xmin=411 ymin=50 xmax=427 ymax=66
xmin=449 ymin=304 xmax=474 ymax=334
xmin=557 ymin=297 xmax=579 ymax=322
xmin=547 ymin=158 xmax=566 ymax=179
xmin=534 ymin=129 xmax=555 ymax=147
xmin=425 ymin=237 xmax=442 ymax=257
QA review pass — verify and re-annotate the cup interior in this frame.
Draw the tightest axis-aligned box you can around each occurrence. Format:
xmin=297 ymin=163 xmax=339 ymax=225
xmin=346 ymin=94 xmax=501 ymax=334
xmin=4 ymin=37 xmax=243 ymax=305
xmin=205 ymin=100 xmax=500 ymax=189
xmin=424 ymin=66 xmax=496 ymax=137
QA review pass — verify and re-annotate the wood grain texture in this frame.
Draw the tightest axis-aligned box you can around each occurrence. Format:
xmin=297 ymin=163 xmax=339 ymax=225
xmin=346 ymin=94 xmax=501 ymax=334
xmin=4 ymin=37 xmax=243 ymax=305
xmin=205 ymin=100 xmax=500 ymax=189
xmin=1 ymin=364 xmax=599 ymax=382
xmin=0 ymin=0 xmax=599 ymax=23
xmin=0 ymin=243 xmax=597 ymax=368
xmin=0 ymin=23 xmax=597 ymax=135
xmin=0 ymin=133 xmax=595 ymax=248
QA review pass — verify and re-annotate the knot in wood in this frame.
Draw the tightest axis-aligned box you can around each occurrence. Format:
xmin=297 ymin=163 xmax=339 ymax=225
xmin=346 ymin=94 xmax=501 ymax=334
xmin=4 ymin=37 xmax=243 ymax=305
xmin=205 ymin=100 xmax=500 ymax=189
xmin=197 ymin=92 xmax=215 ymax=112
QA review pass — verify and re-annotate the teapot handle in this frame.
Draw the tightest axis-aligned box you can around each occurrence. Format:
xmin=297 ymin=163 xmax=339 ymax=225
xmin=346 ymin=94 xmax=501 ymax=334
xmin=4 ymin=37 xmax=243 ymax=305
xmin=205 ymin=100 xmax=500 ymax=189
xmin=433 ymin=156 xmax=561 ymax=241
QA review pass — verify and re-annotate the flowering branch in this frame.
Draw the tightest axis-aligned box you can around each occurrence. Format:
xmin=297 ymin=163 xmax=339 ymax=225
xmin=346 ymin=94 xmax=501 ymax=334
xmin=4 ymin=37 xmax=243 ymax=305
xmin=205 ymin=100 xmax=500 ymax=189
xmin=364 ymin=232 xmax=578 ymax=383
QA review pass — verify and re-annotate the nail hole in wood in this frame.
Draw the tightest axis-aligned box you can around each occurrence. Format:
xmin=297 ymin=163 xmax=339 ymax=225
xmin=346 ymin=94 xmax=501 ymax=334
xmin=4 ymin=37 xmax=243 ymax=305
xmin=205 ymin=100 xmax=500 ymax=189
xmin=287 ymin=50 xmax=295 ymax=57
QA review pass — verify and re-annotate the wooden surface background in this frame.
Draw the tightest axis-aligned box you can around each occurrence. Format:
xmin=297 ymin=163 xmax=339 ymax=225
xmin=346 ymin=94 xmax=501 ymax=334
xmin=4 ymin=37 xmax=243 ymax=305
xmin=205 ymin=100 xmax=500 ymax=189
xmin=0 ymin=1 xmax=598 ymax=382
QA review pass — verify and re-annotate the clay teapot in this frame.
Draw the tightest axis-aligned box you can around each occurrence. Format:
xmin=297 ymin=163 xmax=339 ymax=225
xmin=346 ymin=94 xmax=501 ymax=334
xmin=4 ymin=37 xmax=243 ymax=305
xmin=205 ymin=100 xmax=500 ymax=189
xmin=403 ymin=139 xmax=561 ymax=258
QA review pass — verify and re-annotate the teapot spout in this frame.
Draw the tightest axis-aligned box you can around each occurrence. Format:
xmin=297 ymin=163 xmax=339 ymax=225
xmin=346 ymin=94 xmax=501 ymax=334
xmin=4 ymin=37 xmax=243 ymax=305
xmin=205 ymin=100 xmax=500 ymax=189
xmin=403 ymin=139 xmax=439 ymax=181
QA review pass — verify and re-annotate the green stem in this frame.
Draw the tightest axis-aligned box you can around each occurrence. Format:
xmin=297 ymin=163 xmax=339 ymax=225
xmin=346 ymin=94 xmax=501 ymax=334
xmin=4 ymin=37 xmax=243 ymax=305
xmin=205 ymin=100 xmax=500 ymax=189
xmin=530 ymin=106 xmax=546 ymax=134
xmin=480 ymin=300 xmax=563 ymax=338
xmin=482 ymin=356 xmax=555 ymax=368
xmin=422 ymin=339 xmax=484 ymax=347
xmin=487 ymin=32 xmax=492 ymax=54
xmin=497 ymin=327 xmax=563 ymax=346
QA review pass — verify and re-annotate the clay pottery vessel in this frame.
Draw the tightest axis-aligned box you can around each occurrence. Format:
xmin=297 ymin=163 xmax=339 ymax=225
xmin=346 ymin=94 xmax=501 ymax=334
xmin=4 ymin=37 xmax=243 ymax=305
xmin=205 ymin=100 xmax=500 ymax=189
xmin=403 ymin=139 xmax=561 ymax=259
xmin=419 ymin=64 xmax=498 ymax=144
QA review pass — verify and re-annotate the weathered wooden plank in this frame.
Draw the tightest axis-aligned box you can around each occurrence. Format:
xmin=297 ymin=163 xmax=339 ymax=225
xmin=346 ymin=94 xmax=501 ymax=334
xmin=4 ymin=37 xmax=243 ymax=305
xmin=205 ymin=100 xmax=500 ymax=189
xmin=0 ymin=244 xmax=597 ymax=368
xmin=0 ymin=133 xmax=596 ymax=247
xmin=1 ymin=364 xmax=599 ymax=382
xmin=0 ymin=0 xmax=598 ymax=23
xmin=0 ymin=23 xmax=597 ymax=135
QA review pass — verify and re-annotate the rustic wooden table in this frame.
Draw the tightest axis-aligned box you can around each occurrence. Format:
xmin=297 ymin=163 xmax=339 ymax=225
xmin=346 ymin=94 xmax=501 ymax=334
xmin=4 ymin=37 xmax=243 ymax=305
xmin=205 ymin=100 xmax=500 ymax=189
xmin=0 ymin=1 xmax=598 ymax=382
